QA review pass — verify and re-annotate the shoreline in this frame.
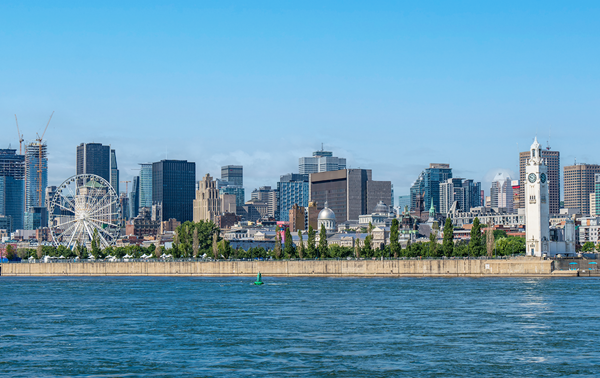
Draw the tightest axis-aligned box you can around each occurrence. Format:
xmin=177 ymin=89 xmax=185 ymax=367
xmin=1 ymin=258 xmax=594 ymax=278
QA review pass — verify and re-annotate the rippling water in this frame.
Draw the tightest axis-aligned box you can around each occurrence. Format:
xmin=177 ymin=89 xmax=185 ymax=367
xmin=1 ymin=277 xmax=599 ymax=377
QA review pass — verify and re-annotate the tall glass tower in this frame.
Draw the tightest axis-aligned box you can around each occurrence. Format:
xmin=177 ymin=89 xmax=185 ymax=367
xmin=139 ymin=163 xmax=153 ymax=208
xmin=0 ymin=149 xmax=25 ymax=231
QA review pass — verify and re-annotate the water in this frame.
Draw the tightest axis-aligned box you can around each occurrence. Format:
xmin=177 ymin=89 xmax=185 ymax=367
xmin=1 ymin=277 xmax=599 ymax=377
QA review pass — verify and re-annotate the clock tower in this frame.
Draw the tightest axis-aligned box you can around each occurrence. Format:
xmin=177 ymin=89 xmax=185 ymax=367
xmin=525 ymin=137 xmax=550 ymax=256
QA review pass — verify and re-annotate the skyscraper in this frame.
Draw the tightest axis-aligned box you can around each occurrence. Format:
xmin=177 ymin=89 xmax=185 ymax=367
xmin=278 ymin=174 xmax=309 ymax=222
xmin=0 ymin=149 xmax=25 ymax=231
xmin=129 ymin=176 xmax=140 ymax=219
xmin=519 ymin=149 xmax=560 ymax=214
xmin=410 ymin=164 xmax=452 ymax=213
xmin=563 ymin=163 xmax=600 ymax=215
xmin=24 ymin=142 xmax=48 ymax=230
xmin=110 ymin=149 xmax=119 ymax=194
xmin=490 ymin=175 xmax=514 ymax=212
xmin=139 ymin=163 xmax=153 ymax=208
xmin=309 ymin=169 xmax=392 ymax=223
xmin=152 ymin=160 xmax=195 ymax=222
xmin=299 ymin=148 xmax=346 ymax=175
xmin=76 ymin=143 xmax=110 ymax=183
xmin=221 ymin=165 xmax=243 ymax=186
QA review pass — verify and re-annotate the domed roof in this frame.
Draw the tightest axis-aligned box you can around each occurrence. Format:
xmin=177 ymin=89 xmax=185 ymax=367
xmin=318 ymin=202 xmax=336 ymax=221
xmin=374 ymin=201 xmax=388 ymax=214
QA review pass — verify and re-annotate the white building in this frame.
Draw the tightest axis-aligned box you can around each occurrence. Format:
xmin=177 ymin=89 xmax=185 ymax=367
xmin=317 ymin=202 xmax=336 ymax=232
xmin=299 ymin=149 xmax=346 ymax=175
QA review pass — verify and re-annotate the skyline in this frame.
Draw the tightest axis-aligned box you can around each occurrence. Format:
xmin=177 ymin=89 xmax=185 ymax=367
xmin=2 ymin=2 xmax=599 ymax=197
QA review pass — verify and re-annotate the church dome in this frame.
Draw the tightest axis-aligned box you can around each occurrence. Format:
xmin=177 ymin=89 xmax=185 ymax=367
xmin=374 ymin=201 xmax=388 ymax=214
xmin=318 ymin=203 xmax=336 ymax=221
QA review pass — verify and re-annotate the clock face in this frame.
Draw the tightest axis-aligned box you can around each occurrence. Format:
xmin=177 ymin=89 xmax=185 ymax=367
xmin=528 ymin=173 xmax=537 ymax=183
xmin=540 ymin=173 xmax=547 ymax=183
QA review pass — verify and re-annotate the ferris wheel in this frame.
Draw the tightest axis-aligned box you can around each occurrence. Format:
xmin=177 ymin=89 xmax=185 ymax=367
xmin=49 ymin=173 xmax=121 ymax=249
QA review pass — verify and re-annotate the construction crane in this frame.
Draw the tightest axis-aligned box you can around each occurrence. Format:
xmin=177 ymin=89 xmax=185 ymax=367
xmin=35 ymin=112 xmax=54 ymax=206
xmin=120 ymin=180 xmax=131 ymax=194
xmin=14 ymin=115 xmax=24 ymax=155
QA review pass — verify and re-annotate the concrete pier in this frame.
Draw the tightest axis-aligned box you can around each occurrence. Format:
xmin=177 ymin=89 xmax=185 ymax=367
xmin=0 ymin=257 xmax=576 ymax=277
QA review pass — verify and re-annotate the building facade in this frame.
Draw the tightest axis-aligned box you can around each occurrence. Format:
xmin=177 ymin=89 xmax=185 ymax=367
xmin=129 ymin=176 xmax=140 ymax=219
xmin=490 ymin=175 xmax=514 ymax=212
xmin=525 ymin=138 xmax=550 ymax=256
xmin=193 ymin=174 xmax=222 ymax=223
xmin=410 ymin=164 xmax=452 ymax=213
xmin=76 ymin=143 xmax=110 ymax=183
xmin=0 ymin=149 xmax=25 ymax=232
xmin=221 ymin=165 xmax=243 ymax=186
xmin=299 ymin=149 xmax=346 ymax=175
xmin=24 ymin=143 xmax=48 ymax=229
xmin=152 ymin=160 xmax=195 ymax=222
xmin=309 ymin=169 xmax=392 ymax=223
xmin=519 ymin=149 xmax=560 ymax=214
xmin=139 ymin=163 xmax=153 ymax=208
xmin=563 ymin=163 xmax=600 ymax=216
xmin=278 ymin=173 xmax=309 ymax=222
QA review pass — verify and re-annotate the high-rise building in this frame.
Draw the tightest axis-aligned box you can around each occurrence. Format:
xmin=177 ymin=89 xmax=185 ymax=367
xmin=519 ymin=149 xmax=560 ymax=214
xmin=410 ymin=164 xmax=452 ymax=213
xmin=139 ymin=163 xmax=153 ymax=208
xmin=309 ymin=169 xmax=392 ymax=223
xmin=152 ymin=160 xmax=195 ymax=222
xmin=110 ymin=149 xmax=119 ymax=193
xmin=278 ymin=174 xmax=309 ymax=222
xmin=0 ymin=149 xmax=25 ymax=231
xmin=439 ymin=178 xmax=482 ymax=214
xmin=563 ymin=163 xmax=600 ymax=215
xmin=594 ymin=174 xmax=600 ymax=217
xmin=397 ymin=195 xmax=411 ymax=211
xmin=251 ymin=186 xmax=278 ymax=219
xmin=76 ymin=143 xmax=110 ymax=183
xmin=129 ymin=176 xmax=140 ymax=219
xmin=221 ymin=165 xmax=243 ymax=187
xmin=24 ymin=142 xmax=48 ymax=229
xmin=490 ymin=176 xmax=514 ymax=212
xmin=194 ymin=174 xmax=224 ymax=223
xmin=299 ymin=148 xmax=346 ymax=175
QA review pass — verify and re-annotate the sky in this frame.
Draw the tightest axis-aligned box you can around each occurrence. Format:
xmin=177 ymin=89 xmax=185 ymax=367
xmin=2 ymin=1 xmax=599 ymax=201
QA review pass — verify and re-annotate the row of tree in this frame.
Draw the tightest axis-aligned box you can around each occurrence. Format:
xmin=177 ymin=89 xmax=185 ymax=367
xmin=3 ymin=217 xmax=526 ymax=261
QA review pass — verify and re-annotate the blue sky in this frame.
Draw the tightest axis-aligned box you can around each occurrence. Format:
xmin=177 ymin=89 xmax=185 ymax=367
xmin=2 ymin=1 xmax=599 ymax=200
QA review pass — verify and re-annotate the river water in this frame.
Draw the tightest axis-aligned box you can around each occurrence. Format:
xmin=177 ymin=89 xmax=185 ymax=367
xmin=1 ymin=277 xmax=599 ymax=377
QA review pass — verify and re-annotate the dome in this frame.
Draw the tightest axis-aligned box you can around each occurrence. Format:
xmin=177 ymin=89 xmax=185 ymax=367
xmin=318 ymin=202 xmax=336 ymax=221
xmin=374 ymin=201 xmax=388 ymax=214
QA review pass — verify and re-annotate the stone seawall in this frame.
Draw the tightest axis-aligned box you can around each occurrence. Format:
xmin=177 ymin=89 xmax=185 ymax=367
xmin=0 ymin=258 xmax=562 ymax=277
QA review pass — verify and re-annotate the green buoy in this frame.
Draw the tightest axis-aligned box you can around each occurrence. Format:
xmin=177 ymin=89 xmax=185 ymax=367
xmin=254 ymin=272 xmax=264 ymax=285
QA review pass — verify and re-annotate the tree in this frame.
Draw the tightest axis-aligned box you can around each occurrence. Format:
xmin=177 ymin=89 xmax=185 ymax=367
xmin=355 ymin=237 xmax=361 ymax=258
xmin=318 ymin=224 xmax=328 ymax=259
xmin=274 ymin=226 xmax=282 ymax=259
xmin=363 ymin=234 xmax=373 ymax=258
xmin=284 ymin=228 xmax=295 ymax=258
xmin=192 ymin=227 xmax=199 ymax=258
xmin=582 ymin=241 xmax=595 ymax=252
xmin=442 ymin=218 xmax=454 ymax=257
xmin=5 ymin=245 xmax=16 ymax=260
xmin=429 ymin=231 xmax=439 ymax=257
xmin=390 ymin=218 xmax=400 ymax=258
xmin=212 ymin=231 xmax=219 ymax=259
xmin=307 ymin=225 xmax=316 ymax=259
xmin=297 ymin=230 xmax=305 ymax=259
xmin=91 ymin=228 xmax=101 ymax=259
xmin=469 ymin=217 xmax=483 ymax=256
xmin=486 ymin=227 xmax=495 ymax=258
xmin=36 ymin=244 xmax=43 ymax=259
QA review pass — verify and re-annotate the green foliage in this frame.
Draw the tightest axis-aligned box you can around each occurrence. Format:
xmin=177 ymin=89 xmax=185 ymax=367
xmin=582 ymin=241 xmax=596 ymax=252
xmin=318 ymin=224 xmax=328 ymax=259
xmin=306 ymin=226 xmax=316 ymax=259
xmin=297 ymin=230 xmax=304 ymax=259
xmin=469 ymin=217 xmax=484 ymax=256
xmin=5 ymin=245 xmax=17 ymax=260
xmin=362 ymin=234 xmax=374 ymax=258
xmin=284 ymin=228 xmax=295 ymax=259
xmin=390 ymin=218 xmax=400 ymax=258
xmin=442 ymin=218 xmax=454 ymax=257
xmin=493 ymin=230 xmax=508 ymax=240
xmin=429 ymin=231 xmax=440 ymax=257
xmin=494 ymin=236 xmax=526 ymax=256
xmin=173 ymin=220 xmax=221 ymax=258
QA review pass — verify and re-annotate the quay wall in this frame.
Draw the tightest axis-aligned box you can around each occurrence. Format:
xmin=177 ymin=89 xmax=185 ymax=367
xmin=0 ymin=258 xmax=563 ymax=277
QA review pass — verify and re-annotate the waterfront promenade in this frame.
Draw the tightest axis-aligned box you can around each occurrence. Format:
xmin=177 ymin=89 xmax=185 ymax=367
xmin=0 ymin=257 xmax=589 ymax=277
